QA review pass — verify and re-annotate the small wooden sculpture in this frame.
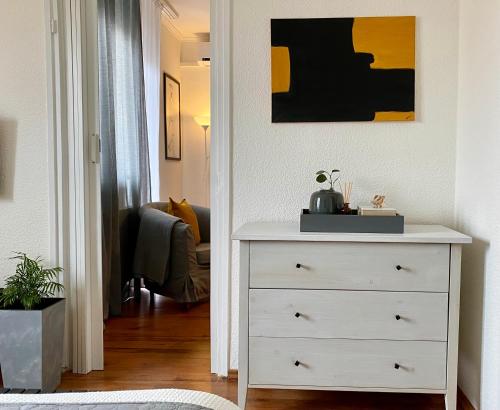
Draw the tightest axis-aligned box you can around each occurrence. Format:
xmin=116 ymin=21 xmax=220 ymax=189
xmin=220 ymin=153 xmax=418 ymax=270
xmin=371 ymin=195 xmax=386 ymax=208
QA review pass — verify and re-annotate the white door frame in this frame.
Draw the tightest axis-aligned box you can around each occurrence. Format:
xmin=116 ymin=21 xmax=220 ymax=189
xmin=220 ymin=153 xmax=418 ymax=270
xmin=210 ymin=0 xmax=233 ymax=377
xmin=45 ymin=0 xmax=232 ymax=376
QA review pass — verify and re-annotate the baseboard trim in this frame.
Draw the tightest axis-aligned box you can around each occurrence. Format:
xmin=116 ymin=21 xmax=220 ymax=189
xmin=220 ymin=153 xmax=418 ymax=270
xmin=458 ymin=388 xmax=476 ymax=410
xmin=228 ymin=372 xmax=475 ymax=409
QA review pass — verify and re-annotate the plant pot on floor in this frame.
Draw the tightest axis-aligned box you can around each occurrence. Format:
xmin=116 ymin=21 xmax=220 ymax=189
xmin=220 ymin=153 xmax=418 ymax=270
xmin=0 ymin=298 xmax=65 ymax=392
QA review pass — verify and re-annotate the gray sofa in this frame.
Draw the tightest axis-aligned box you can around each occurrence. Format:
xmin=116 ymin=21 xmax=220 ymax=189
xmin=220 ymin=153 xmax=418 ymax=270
xmin=133 ymin=202 xmax=210 ymax=304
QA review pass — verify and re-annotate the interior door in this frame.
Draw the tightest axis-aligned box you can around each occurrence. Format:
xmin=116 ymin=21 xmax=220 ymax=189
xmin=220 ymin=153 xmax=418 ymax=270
xmin=82 ymin=0 xmax=104 ymax=371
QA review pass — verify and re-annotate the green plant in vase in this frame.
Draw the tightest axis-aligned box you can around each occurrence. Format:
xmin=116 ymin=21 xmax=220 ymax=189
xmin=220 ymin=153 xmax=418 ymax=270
xmin=0 ymin=253 xmax=66 ymax=392
xmin=0 ymin=253 xmax=64 ymax=310
xmin=310 ymin=169 xmax=344 ymax=214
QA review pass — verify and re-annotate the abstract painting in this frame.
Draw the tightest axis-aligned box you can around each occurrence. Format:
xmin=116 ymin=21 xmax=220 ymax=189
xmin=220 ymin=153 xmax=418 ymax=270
xmin=164 ymin=73 xmax=181 ymax=160
xmin=271 ymin=17 xmax=416 ymax=123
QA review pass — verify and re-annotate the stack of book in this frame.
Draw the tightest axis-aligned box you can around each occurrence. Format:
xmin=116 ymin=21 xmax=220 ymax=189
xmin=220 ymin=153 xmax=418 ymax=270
xmin=358 ymin=207 xmax=398 ymax=216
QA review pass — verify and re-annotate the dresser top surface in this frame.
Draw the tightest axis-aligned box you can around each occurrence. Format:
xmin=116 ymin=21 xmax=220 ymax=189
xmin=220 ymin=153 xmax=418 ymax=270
xmin=232 ymin=222 xmax=472 ymax=244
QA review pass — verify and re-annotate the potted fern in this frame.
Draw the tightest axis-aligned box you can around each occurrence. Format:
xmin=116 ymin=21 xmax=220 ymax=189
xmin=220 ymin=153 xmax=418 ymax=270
xmin=0 ymin=253 xmax=65 ymax=392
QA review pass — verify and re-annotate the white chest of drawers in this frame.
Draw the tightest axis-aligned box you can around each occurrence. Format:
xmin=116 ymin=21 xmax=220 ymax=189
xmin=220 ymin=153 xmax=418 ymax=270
xmin=233 ymin=223 xmax=471 ymax=410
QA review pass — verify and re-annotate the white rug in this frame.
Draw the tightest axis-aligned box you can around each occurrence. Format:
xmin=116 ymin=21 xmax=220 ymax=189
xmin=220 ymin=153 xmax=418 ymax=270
xmin=0 ymin=389 xmax=240 ymax=410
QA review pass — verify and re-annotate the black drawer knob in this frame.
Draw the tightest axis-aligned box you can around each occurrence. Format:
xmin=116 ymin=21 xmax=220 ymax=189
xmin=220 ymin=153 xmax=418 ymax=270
xmin=395 ymin=315 xmax=401 ymax=321
xmin=394 ymin=363 xmax=400 ymax=370
xmin=296 ymin=263 xmax=302 ymax=269
xmin=295 ymin=312 xmax=301 ymax=318
xmin=396 ymin=265 xmax=402 ymax=271
xmin=294 ymin=360 xmax=301 ymax=367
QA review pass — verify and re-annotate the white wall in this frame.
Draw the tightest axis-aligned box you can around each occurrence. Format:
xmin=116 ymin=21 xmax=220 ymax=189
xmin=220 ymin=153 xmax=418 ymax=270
xmin=160 ymin=24 xmax=183 ymax=201
xmin=456 ymin=1 xmax=500 ymax=408
xmin=231 ymin=0 xmax=460 ymax=368
xmin=160 ymin=26 xmax=211 ymax=204
xmin=180 ymin=66 xmax=211 ymax=207
xmin=0 ymin=0 xmax=49 ymax=282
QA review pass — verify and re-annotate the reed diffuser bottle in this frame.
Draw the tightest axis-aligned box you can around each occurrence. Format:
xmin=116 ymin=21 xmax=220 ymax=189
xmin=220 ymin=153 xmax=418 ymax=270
xmin=340 ymin=182 xmax=353 ymax=214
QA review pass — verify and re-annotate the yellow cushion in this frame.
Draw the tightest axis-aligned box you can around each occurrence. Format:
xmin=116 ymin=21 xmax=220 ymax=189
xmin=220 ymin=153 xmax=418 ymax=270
xmin=165 ymin=201 xmax=174 ymax=215
xmin=169 ymin=198 xmax=201 ymax=245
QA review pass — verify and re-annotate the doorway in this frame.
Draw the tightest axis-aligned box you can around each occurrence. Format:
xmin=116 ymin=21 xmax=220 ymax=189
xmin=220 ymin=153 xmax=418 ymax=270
xmin=98 ymin=0 xmax=215 ymax=379
xmin=45 ymin=0 xmax=231 ymax=376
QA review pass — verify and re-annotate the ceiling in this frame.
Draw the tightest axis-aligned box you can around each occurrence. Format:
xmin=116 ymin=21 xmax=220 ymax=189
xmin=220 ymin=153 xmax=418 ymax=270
xmin=165 ymin=0 xmax=210 ymax=40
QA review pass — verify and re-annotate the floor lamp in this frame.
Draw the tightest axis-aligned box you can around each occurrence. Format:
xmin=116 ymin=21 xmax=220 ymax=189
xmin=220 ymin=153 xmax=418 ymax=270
xmin=195 ymin=116 xmax=211 ymax=206
xmin=195 ymin=116 xmax=211 ymax=160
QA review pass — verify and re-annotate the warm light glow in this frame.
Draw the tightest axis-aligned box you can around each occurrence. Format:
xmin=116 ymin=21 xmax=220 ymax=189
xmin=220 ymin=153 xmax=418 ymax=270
xmin=194 ymin=116 xmax=211 ymax=128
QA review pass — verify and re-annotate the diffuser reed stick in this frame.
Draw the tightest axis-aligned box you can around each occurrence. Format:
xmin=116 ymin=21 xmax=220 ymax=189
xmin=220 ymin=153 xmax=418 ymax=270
xmin=340 ymin=181 xmax=353 ymax=215
xmin=343 ymin=182 xmax=353 ymax=204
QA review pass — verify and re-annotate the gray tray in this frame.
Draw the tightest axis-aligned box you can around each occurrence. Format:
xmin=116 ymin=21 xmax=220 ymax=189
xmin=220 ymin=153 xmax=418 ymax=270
xmin=300 ymin=209 xmax=404 ymax=234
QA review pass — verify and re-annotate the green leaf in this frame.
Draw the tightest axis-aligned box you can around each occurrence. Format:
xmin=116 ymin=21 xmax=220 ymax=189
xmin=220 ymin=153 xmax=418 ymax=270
xmin=316 ymin=174 xmax=328 ymax=183
xmin=1 ymin=252 xmax=64 ymax=310
xmin=331 ymin=169 xmax=340 ymax=173
xmin=316 ymin=170 xmax=327 ymax=175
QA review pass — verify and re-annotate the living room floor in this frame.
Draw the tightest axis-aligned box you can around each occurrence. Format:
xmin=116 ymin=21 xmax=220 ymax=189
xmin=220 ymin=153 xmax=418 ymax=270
xmin=58 ymin=291 xmax=470 ymax=410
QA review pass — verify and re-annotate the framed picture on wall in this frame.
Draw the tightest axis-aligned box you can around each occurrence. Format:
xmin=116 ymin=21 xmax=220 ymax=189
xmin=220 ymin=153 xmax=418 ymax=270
xmin=271 ymin=16 xmax=416 ymax=123
xmin=164 ymin=73 xmax=181 ymax=160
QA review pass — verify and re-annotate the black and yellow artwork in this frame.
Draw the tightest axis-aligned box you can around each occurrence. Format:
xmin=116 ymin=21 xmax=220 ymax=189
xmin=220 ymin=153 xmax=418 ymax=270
xmin=271 ymin=17 xmax=416 ymax=123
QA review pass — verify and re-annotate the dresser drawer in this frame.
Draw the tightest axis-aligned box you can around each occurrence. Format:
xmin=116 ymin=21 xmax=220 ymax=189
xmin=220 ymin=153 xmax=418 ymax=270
xmin=250 ymin=242 xmax=449 ymax=292
xmin=249 ymin=338 xmax=447 ymax=390
xmin=249 ymin=289 xmax=448 ymax=341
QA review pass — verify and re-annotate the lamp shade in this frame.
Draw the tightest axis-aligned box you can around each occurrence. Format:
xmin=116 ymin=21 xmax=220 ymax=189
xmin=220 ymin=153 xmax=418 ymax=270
xmin=194 ymin=116 xmax=211 ymax=128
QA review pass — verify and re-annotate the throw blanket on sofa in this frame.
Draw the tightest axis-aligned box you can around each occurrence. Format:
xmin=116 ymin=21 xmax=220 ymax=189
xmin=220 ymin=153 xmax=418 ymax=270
xmin=0 ymin=389 xmax=239 ymax=410
xmin=134 ymin=208 xmax=181 ymax=285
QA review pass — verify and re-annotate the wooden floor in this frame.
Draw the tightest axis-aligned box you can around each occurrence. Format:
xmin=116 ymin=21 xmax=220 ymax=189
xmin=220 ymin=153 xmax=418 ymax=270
xmin=60 ymin=290 xmax=473 ymax=409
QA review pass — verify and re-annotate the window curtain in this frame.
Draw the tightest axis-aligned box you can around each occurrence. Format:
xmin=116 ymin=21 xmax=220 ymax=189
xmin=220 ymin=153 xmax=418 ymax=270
xmin=140 ymin=0 xmax=161 ymax=202
xmin=98 ymin=0 xmax=151 ymax=318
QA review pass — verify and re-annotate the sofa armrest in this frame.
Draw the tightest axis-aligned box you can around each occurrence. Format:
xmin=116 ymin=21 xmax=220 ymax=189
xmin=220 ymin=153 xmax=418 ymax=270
xmin=169 ymin=222 xmax=197 ymax=278
xmin=192 ymin=205 xmax=210 ymax=243
xmin=134 ymin=207 xmax=183 ymax=285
